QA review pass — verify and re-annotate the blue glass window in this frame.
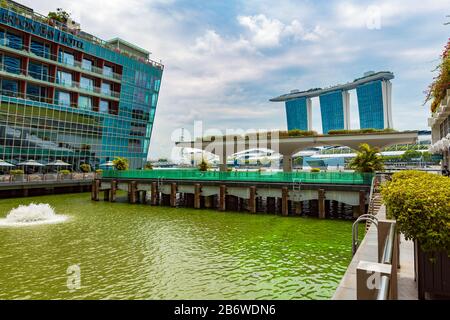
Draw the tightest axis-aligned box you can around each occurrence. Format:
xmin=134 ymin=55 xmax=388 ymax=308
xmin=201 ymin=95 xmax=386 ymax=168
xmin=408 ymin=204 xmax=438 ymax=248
xmin=356 ymin=81 xmax=385 ymax=129
xmin=78 ymin=95 xmax=92 ymax=110
xmin=59 ymin=50 xmax=74 ymax=66
xmin=30 ymin=40 xmax=50 ymax=59
xmin=80 ymin=77 xmax=93 ymax=91
xmin=285 ymin=98 xmax=309 ymax=131
xmin=29 ymin=62 xmax=49 ymax=81
xmin=154 ymin=79 xmax=161 ymax=91
xmin=82 ymin=58 xmax=92 ymax=71
xmin=103 ymin=65 xmax=113 ymax=77
xmin=2 ymin=55 xmax=21 ymax=74
xmin=56 ymin=91 xmax=71 ymax=107
xmin=101 ymin=82 xmax=111 ymax=95
xmin=6 ymin=32 xmax=22 ymax=50
xmin=99 ymin=100 xmax=109 ymax=113
xmin=1 ymin=79 xmax=18 ymax=96
xmin=27 ymin=84 xmax=47 ymax=101
xmin=319 ymin=91 xmax=345 ymax=133
xmin=57 ymin=71 xmax=72 ymax=86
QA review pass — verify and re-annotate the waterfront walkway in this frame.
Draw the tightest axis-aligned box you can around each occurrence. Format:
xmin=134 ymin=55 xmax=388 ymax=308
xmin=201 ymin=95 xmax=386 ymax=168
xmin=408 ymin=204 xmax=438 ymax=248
xmin=332 ymin=205 xmax=417 ymax=299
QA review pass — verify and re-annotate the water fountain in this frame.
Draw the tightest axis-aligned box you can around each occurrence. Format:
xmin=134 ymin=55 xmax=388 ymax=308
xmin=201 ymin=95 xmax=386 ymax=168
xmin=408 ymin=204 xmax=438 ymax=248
xmin=0 ymin=203 xmax=67 ymax=226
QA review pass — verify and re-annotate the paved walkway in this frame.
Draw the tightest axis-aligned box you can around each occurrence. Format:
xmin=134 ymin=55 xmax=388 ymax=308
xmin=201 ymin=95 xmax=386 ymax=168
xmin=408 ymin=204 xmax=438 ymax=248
xmin=333 ymin=205 xmax=417 ymax=300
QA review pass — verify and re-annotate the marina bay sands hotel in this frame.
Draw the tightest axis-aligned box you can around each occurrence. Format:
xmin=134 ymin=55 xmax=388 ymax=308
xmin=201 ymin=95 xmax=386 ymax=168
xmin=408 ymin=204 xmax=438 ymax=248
xmin=270 ymin=71 xmax=394 ymax=133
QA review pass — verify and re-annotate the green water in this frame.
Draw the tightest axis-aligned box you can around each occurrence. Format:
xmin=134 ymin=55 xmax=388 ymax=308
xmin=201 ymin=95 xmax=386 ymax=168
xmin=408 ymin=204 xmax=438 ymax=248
xmin=0 ymin=193 xmax=354 ymax=300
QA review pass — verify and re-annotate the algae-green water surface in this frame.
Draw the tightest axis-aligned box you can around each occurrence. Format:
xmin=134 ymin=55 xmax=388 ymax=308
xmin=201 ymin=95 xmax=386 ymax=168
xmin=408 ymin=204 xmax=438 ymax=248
xmin=0 ymin=193 xmax=353 ymax=299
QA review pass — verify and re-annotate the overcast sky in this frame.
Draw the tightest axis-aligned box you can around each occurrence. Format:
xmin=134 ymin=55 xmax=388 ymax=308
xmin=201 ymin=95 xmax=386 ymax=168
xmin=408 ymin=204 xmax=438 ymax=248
xmin=23 ymin=0 xmax=449 ymax=159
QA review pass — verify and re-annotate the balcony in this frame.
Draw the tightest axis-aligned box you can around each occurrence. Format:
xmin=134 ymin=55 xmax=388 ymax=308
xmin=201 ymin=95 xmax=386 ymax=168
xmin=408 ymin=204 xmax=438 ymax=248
xmin=428 ymin=89 xmax=450 ymax=128
xmin=0 ymin=43 xmax=122 ymax=83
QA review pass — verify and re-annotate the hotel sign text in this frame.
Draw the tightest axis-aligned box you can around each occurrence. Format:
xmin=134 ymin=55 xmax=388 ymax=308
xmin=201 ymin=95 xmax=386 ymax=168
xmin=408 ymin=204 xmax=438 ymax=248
xmin=0 ymin=8 xmax=84 ymax=50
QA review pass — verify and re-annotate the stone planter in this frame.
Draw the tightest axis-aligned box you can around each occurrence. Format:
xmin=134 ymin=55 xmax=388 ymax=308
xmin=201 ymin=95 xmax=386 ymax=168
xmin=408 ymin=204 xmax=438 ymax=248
xmin=415 ymin=240 xmax=450 ymax=299
xmin=60 ymin=173 xmax=72 ymax=180
xmin=12 ymin=174 xmax=25 ymax=182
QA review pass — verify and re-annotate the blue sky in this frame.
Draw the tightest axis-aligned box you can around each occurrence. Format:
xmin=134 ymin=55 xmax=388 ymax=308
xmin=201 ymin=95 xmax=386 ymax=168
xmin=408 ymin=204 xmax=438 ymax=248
xmin=24 ymin=0 xmax=449 ymax=159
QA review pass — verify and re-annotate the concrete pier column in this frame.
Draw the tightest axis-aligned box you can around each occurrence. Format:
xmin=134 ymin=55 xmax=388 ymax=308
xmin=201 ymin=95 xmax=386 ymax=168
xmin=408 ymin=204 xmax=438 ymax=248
xmin=129 ymin=181 xmax=137 ymax=204
xmin=110 ymin=180 xmax=117 ymax=202
xmin=248 ymin=186 xmax=256 ymax=213
xmin=151 ymin=182 xmax=158 ymax=205
xmin=141 ymin=191 xmax=147 ymax=204
xmin=359 ymin=190 xmax=366 ymax=216
xmin=353 ymin=206 xmax=360 ymax=218
xmin=318 ymin=189 xmax=325 ymax=219
xmin=194 ymin=183 xmax=202 ymax=209
xmin=281 ymin=187 xmax=289 ymax=216
xmin=170 ymin=183 xmax=177 ymax=207
xmin=282 ymin=154 xmax=293 ymax=172
xmin=94 ymin=179 xmax=100 ymax=201
xmin=219 ymin=185 xmax=226 ymax=211
xmin=295 ymin=201 xmax=302 ymax=216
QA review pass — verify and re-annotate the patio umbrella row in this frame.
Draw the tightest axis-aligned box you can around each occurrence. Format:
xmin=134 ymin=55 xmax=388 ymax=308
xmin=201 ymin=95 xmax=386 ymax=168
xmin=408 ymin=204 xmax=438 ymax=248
xmin=0 ymin=159 xmax=72 ymax=167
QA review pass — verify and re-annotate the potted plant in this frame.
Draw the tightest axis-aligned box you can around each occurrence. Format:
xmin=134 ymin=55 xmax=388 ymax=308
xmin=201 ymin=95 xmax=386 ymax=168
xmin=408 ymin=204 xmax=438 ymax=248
xmin=80 ymin=163 xmax=91 ymax=173
xmin=112 ymin=157 xmax=129 ymax=171
xmin=198 ymin=159 xmax=210 ymax=172
xmin=310 ymin=168 xmax=320 ymax=173
xmin=144 ymin=162 xmax=153 ymax=170
xmin=10 ymin=169 xmax=25 ymax=182
xmin=381 ymin=171 xmax=450 ymax=299
xmin=58 ymin=169 xmax=71 ymax=180
xmin=95 ymin=169 xmax=103 ymax=178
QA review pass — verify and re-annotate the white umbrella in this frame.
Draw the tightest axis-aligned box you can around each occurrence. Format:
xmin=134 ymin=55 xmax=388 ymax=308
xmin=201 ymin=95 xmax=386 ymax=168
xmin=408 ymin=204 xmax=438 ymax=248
xmin=17 ymin=160 xmax=45 ymax=167
xmin=100 ymin=161 xmax=115 ymax=167
xmin=47 ymin=160 xmax=71 ymax=166
xmin=0 ymin=159 xmax=14 ymax=167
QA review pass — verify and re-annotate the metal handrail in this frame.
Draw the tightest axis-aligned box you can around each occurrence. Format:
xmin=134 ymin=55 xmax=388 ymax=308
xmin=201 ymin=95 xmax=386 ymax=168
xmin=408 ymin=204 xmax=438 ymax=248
xmin=382 ymin=223 xmax=395 ymax=264
xmin=376 ymin=276 xmax=390 ymax=300
xmin=352 ymin=214 xmax=379 ymax=255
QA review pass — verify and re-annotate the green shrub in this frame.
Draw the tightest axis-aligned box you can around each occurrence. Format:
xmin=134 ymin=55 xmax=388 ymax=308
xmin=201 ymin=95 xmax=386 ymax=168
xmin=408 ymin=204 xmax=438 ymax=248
xmin=327 ymin=128 xmax=397 ymax=135
xmin=10 ymin=169 xmax=24 ymax=175
xmin=144 ymin=162 xmax=153 ymax=170
xmin=95 ymin=169 xmax=103 ymax=174
xmin=349 ymin=143 xmax=384 ymax=173
xmin=310 ymin=168 xmax=320 ymax=173
xmin=59 ymin=169 xmax=71 ymax=175
xmin=198 ymin=159 xmax=210 ymax=172
xmin=381 ymin=171 xmax=450 ymax=253
xmin=280 ymin=129 xmax=318 ymax=137
xmin=80 ymin=163 xmax=91 ymax=173
xmin=112 ymin=157 xmax=129 ymax=170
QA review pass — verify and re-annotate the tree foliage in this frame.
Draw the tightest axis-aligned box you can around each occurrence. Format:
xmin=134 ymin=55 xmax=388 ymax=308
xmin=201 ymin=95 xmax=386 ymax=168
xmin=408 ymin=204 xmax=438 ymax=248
xmin=47 ymin=8 xmax=70 ymax=23
xmin=198 ymin=159 xmax=210 ymax=172
xmin=349 ymin=143 xmax=384 ymax=173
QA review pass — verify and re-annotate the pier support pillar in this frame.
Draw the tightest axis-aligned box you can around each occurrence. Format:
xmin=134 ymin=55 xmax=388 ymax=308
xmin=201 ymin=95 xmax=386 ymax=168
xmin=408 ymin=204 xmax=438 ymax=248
xmin=129 ymin=181 xmax=137 ymax=204
xmin=110 ymin=180 xmax=117 ymax=202
xmin=281 ymin=187 xmax=289 ymax=216
xmin=194 ymin=184 xmax=202 ymax=209
xmin=170 ymin=183 xmax=177 ymax=207
xmin=248 ymin=186 xmax=256 ymax=213
xmin=282 ymin=154 xmax=293 ymax=172
xmin=23 ymin=188 xmax=29 ymax=197
xmin=204 ymin=196 xmax=212 ymax=208
xmin=295 ymin=201 xmax=302 ymax=216
xmin=91 ymin=179 xmax=100 ymax=201
xmin=318 ymin=189 xmax=326 ymax=219
xmin=359 ymin=190 xmax=366 ymax=216
xmin=219 ymin=185 xmax=226 ymax=211
xmin=151 ymin=182 xmax=158 ymax=205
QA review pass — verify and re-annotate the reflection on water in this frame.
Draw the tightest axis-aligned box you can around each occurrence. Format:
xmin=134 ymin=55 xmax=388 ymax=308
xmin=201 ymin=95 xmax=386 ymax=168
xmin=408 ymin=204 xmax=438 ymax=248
xmin=0 ymin=193 xmax=353 ymax=299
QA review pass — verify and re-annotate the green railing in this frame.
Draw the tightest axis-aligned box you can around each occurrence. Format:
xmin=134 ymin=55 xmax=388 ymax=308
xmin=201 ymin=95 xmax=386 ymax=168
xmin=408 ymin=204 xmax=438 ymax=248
xmin=102 ymin=170 xmax=374 ymax=185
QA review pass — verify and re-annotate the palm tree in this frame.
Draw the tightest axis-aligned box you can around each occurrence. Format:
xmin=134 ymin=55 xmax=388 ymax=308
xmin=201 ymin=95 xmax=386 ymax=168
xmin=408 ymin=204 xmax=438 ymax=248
xmin=349 ymin=143 xmax=384 ymax=173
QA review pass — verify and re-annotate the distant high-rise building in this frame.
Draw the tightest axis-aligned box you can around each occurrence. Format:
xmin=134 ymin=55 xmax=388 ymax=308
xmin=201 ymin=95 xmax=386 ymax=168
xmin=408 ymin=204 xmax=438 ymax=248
xmin=284 ymin=97 xmax=312 ymax=131
xmin=270 ymin=71 xmax=394 ymax=133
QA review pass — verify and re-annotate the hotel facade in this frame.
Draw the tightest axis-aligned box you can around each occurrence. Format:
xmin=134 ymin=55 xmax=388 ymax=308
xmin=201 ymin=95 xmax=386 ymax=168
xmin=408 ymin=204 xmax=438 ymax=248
xmin=271 ymin=71 xmax=393 ymax=134
xmin=0 ymin=1 xmax=163 ymax=169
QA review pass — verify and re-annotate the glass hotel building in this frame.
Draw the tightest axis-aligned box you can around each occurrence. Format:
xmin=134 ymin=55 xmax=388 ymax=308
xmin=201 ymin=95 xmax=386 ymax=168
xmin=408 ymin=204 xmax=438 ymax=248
xmin=270 ymin=71 xmax=393 ymax=133
xmin=0 ymin=1 xmax=163 ymax=169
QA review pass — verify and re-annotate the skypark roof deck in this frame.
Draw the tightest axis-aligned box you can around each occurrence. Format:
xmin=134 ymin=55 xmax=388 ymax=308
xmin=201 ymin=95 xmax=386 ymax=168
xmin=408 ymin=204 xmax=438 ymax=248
xmin=270 ymin=71 xmax=394 ymax=102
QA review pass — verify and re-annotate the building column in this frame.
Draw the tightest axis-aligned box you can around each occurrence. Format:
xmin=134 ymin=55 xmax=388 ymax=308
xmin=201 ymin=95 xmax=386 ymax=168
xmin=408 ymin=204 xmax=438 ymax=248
xmin=306 ymin=98 xmax=313 ymax=131
xmin=318 ymin=189 xmax=325 ymax=219
xmin=342 ymin=90 xmax=350 ymax=130
xmin=282 ymin=154 xmax=293 ymax=172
